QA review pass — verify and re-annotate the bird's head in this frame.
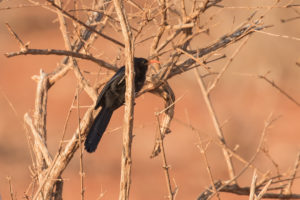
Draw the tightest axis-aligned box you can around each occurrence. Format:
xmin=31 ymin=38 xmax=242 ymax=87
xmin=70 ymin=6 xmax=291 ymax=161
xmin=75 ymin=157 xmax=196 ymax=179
xmin=134 ymin=57 xmax=160 ymax=69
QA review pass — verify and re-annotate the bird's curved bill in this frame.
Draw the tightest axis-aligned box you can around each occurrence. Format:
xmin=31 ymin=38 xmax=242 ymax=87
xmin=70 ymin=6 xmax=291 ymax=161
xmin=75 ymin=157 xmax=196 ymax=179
xmin=148 ymin=60 xmax=160 ymax=64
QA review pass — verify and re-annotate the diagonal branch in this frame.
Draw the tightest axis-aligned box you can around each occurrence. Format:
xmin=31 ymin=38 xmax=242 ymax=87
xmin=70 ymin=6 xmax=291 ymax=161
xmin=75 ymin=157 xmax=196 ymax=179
xmin=45 ymin=0 xmax=125 ymax=48
xmin=194 ymin=68 xmax=236 ymax=181
xmin=257 ymin=75 xmax=300 ymax=107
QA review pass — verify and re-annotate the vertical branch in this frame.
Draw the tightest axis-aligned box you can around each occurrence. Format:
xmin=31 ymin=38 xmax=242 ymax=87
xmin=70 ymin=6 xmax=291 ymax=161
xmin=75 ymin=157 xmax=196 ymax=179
xmin=150 ymin=0 xmax=167 ymax=63
xmin=113 ymin=1 xmax=135 ymax=199
xmin=76 ymin=84 xmax=85 ymax=200
xmin=194 ymin=68 xmax=236 ymax=182
xmin=180 ymin=0 xmax=187 ymax=20
xmin=29 ymin=70 xmax=52 ymax=200
xmin=155 ymin=114 xmax=176 ymax=200
xmin=25 ymin=70 xmax=52 ymax=200
xmin=33 ymin=70 xmax=48 ymax=139
xmin=7 ymin=177 xmax=15 ymax=200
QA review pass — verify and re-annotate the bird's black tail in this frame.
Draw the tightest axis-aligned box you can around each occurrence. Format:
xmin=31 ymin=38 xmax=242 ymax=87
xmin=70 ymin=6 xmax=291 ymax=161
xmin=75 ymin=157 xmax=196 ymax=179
xmin=85 ymin=107 xmax=113 ymax=153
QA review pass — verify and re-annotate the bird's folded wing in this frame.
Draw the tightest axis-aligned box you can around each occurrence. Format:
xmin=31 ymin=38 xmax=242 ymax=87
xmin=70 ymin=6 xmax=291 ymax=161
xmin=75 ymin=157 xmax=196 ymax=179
xmin=95 ymin=66 xmax=125 ymax=109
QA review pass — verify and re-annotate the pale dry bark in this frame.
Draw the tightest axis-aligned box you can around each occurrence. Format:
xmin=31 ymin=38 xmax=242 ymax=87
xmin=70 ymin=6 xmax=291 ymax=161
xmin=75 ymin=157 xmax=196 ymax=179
xmin=113 ymin=0 xmax=135 ymax=199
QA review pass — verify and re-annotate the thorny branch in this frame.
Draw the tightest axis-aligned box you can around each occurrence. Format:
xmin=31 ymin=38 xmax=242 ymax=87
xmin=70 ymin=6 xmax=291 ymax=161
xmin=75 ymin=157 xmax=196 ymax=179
xmin=5 ymin=48 xmax=118 ymax=71
xmin=194 ymin=67 xmax=236 ymax=181
xmin=257 ymin=74 xmax=300 ymax=107
xmin=113 ymin=0 xmax=135 ymax=199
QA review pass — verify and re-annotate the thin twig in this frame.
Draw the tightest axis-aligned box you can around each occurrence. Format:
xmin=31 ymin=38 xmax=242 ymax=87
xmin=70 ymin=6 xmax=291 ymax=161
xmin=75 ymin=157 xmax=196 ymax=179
xmin=174 ymin=117 xmax=263 ymax=174
xmin=46 ymin=0 xmax=125 ymax=48
xmin=257 ymin=179 xmax=272 ymax=200
xmin=76 ymin=84 xmax=85 ymax=200
xmin=206 ymin=114 xmax=279 ymax=199
xmin=255 ymin=30 xmax=300 ymax=42
xmin=7 ymin=177 xmax=15 ymax=200
xmin=58 ymin=92 xmax=77 ymax=152
xmin=194 ymin=68 xmax=236 ymax=182
xmin=5 ymin=22 xmax=27 ymax=50
xmin=207 ymin=36 xmax=250 ymax=93
xmin=257 ymin=75 xmax=300 ymax=107
xmin=196 ymin=133 xmax=220 ymax=200
xmin=155 ymin=114 xmax=175 ymax=200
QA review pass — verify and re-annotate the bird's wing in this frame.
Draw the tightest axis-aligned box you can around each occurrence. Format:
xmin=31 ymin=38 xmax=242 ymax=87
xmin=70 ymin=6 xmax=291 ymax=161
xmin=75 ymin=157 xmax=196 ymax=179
xmin=95 ymin=66 xmax=125 ymax=109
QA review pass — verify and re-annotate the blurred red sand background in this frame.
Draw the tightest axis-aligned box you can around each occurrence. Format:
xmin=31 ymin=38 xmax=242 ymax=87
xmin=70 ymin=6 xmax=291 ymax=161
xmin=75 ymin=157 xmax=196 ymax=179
xmin=0 ymin=1 xmax=300 ymax=199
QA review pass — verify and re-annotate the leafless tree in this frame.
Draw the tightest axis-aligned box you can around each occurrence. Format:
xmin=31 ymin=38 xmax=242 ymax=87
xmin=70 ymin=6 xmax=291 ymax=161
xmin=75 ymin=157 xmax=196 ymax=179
xmin=4 ymin=0 xmax=300 ymax=199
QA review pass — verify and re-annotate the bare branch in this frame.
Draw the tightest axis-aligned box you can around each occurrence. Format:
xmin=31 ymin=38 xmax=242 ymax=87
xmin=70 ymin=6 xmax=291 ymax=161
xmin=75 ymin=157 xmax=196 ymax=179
xmin=5 ymin=22 xmax=28 ymax=50
xmin=113 ymin=0 xmax=135 ymax=199
xmin=24 ymin=113 xmax=52 ymax=167
xmin=257 ymin=75 xmax=300 ymax=107
xmin=194 ymin=68 xmax=236 ymax=181
xmin=45 ymin=0 xmax=125 ymax=48
xmin=155 ymin=114 xmax=176 ymax=200
xmin=207 ymin=36 xmax=250 ymax=93
xmin=5 ymin=48 xmax=118 ymax=71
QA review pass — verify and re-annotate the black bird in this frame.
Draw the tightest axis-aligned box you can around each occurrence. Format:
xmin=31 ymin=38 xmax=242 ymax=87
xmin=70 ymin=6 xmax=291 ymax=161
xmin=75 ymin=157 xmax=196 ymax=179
xmin=85 ymin=57 xmax=159 ymax=153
